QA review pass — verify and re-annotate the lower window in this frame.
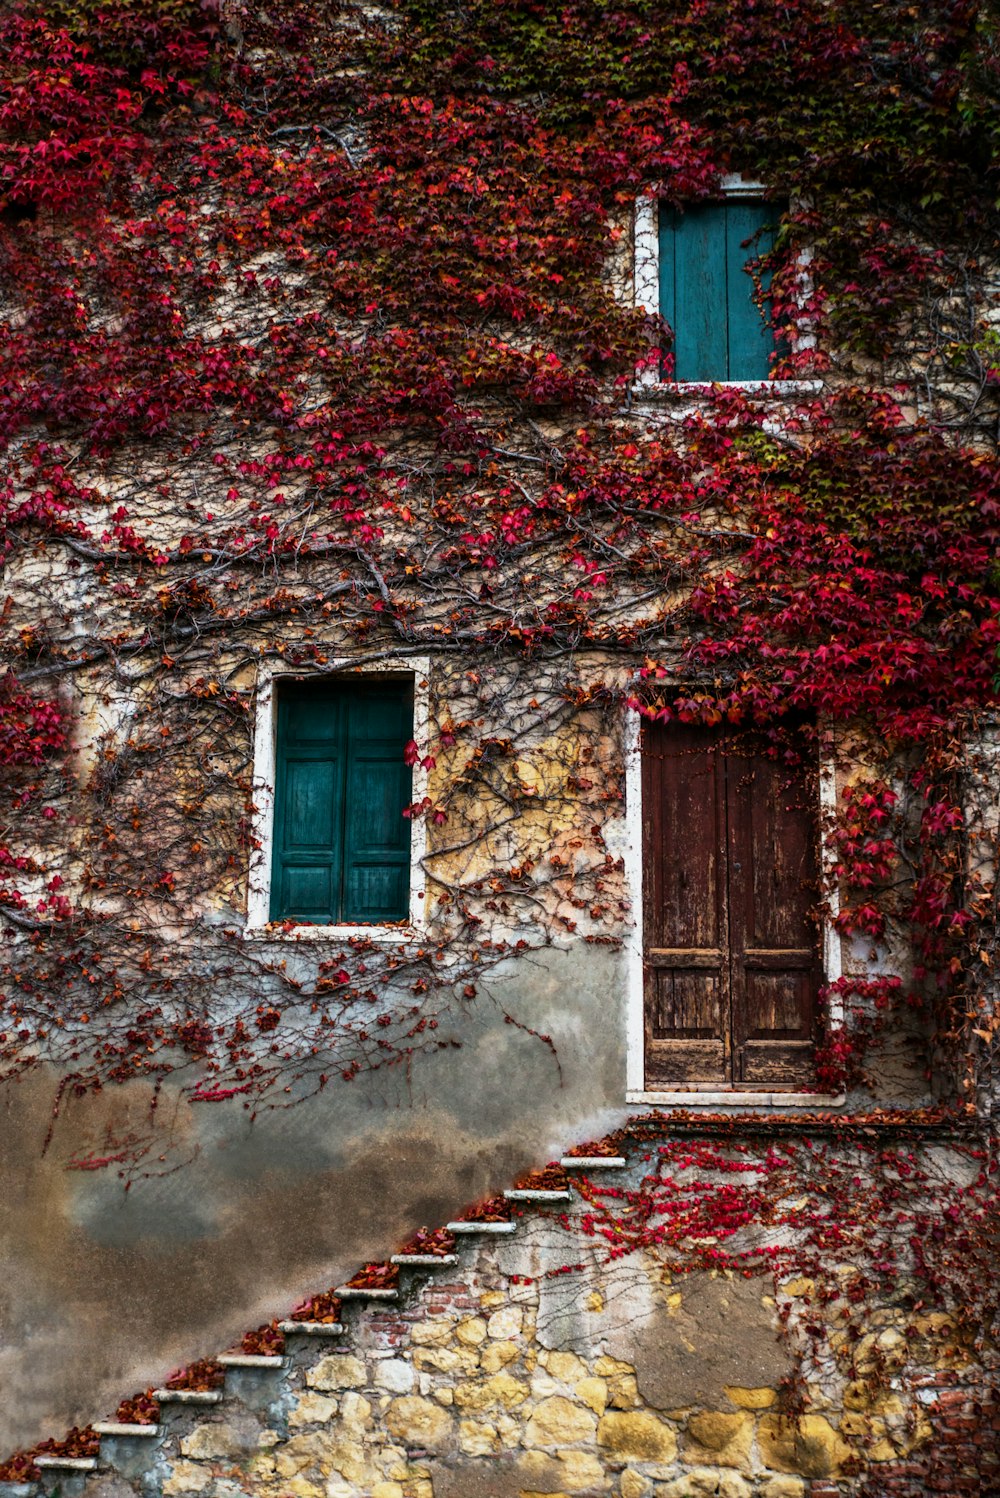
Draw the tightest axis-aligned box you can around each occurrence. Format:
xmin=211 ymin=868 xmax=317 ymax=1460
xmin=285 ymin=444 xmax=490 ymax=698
xmin=641 ymin=719 xmax=821 ymax=1088
xmin=269 ymin=677 xmax=414 ymax=925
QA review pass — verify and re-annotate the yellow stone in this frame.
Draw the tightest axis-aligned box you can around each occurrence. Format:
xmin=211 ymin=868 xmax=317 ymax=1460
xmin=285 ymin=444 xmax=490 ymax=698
xmin=339 ymin=1391 xmax=372 ymax=1429
xmin=434 ymin=1388 xmax=454 ymax=1406
xmin=459 ymin=1420 xmax=499 ymax=1456
xmin=164 ymin=1461 xmax=211 ymax=1496
xmin=666 ymin=1292 xmax=683 ymax=1311
xmin=586 ymin=1290 xmax=605 ymax=1313
xmin=542 ymin=1350 xmax=589 ymax=1383
xmin=759 ymin=1479 xmax=806 ymax=1498
xmin=410 ymin=1319 xmax=455 ymax=1346
xmin=456 ymin=1316 xmax=488 ymax=1346
xmin=597 ymin=1412 xmax=677 ymax=1462
xmin=384 ymin=1396 xmax=453 ymax=1450
xmin=524 ymin=1395 xmax=598 ymax=1448
xmin=724 ymin=1385 xmax=777 ymax=1410
xmin=488 ymin=1306 xmax=523 ymax=1339
xmin=520 ymin=1450 xmax=606 ymax=1492
xmin=576 ymin=1377 xmax=608 ymax=1415
xmin=780 ymin=1277 xmax=815 ymax=1297
xmin=595 ymin=1355 xmax=633 ymax=1376
xmin=758 ymin=1414 xmax=852 ymax=1478
xmin=657 ymin=1474 xmax=750 ymax=1498
xmin=482 ymin=1340 xmax=521 ymax=1374
xmin=307 ymin=1354 xmax=366 ymax=1391
xmin=372 ymin=1485 xmax=403 ymax=1498
xmin=454 ymin=1374 xmax=530 ymax=1412
xmin=274 ymin=1432 xmax=337 ymax=1479
xmin=480 ymin=1290 xmax=507 ymax=1309
xmin=290 ymin=1392 xmax=338 ymax=1427
xmin=413 ymin=1346 xmax=479 ymax=1376
xmin=180 ymin=1424 xmax=245 ymax=1460
xmin=684 ymin=1410 xmax=753 ymax=1471
xmin=606 ymin=1373 xmax=640 ymax=1410
xmin=620 ymin=1468 xmax=649 ymax=1498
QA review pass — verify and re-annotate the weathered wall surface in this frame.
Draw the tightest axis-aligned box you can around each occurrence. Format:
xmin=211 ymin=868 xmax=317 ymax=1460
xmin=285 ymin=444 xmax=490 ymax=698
xmin=7 ymin=1137 xmax=995 ymax=1498
xmin=0 ymin=942 xmax=633 ymax=1452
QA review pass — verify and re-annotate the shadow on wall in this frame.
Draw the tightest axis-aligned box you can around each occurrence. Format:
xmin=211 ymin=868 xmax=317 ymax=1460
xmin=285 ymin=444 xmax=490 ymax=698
xmin=0 ymin=946 xmax=626 ymax=1453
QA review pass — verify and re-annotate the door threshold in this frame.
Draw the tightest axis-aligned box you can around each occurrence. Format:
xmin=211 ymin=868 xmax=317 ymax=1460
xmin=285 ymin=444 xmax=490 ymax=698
xmin=627 ymin=1089 xmax=846 ymax=1108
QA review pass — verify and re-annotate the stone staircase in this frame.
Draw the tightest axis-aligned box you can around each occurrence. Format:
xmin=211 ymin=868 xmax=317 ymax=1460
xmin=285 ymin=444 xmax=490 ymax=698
xmin=1 ymin=1146 xmax=629 ymax=1496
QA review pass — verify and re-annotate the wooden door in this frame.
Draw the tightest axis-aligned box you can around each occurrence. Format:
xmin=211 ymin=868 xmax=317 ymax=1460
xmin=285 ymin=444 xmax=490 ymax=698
xmin=642 ymin=721 xmax=820 ymax=1088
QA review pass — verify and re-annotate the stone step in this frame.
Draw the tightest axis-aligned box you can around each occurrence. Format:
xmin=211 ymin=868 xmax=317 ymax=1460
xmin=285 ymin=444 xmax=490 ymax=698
xmin=277 ymin=1321 xmax=346 ymax=1336
xmin=92 ymin=1424 xmax=159 ymax=1439
xmin=503 ymin=1188 xmax=572 ymax=1201
xmin=217 ymin=1354 xmax=284 ymax=1369
xmin=152 ymin=1389 xmax=222 ymax=1405
xmin=35 ymin=1457 xmax=99 ymax=1472
xmin=560 ymin=1155 xmax=627 ymax=1169
xmin=447 ymin=1219 xmax=517 ymax=1234
xmin=334 ymin=1286 xmax=398 ymax=1300
xmin=390 ymin=1253 xmax=459 ymax=1266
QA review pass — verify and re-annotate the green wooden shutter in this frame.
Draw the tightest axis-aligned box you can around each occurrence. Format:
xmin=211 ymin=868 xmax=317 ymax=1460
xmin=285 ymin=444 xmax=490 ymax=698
xmin=342 ymin=685 xmax=413 ymax=922
xmin=725 ymin=202 xmax=776 ymax=381
xmin=659 ymin=202 xmax=778 ymax=381
xmin=270 ymin=680 xmax=413 ymax=924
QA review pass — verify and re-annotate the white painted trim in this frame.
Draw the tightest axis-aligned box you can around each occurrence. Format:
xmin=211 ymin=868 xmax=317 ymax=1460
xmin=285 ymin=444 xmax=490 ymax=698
xmin=622 ymin=701 xmax=844 ymax=1094
xmin=633 ymin=178 xmax=816 ymax=389
xmin=627 ymin=1090 xmax=846 ymax=1107
xmin=622 ymin=706 xmax=647 ymax=1094
xmin=245 ymin=655 xmax=431 ymax=938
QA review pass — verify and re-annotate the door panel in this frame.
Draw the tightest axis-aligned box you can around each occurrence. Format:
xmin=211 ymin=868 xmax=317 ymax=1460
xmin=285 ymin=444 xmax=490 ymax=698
xmin=642 ymin=721 xmax=820 ymax=1089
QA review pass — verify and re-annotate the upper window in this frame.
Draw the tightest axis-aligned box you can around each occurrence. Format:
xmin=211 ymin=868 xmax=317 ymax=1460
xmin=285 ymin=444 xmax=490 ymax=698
xmin=659 ymin=200 xmax=780 ymax=382
xmin=269 ymin=677 xmax=413 ymax=925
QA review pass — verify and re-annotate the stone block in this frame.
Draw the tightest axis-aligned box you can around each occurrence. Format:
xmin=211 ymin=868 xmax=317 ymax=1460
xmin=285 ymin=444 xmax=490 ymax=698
xmin=411 ymin=1319 xmax=456 ymax=1346
xmin=723 ymin=1385 xmax=776 ymax=1410
xmin=519 ymin=1450 xmax=608 ymax=1492
xmin=456 ymin=1317 xmax=488 ymax=1346
xmin=543 ymin=1350 xmax=590 ymax=1383
xmin=180 ymin=1422 xmax=252 ymax=1461
xmin=482 ymin=1340 xmax=521 ymax=1374
xmin=757 ymin=1414 xmax=852 ymax=1478
xmin=759 ymin=1479 xmax=806 ymax=1498
xmin=619 ymin=1469 xmax=649 ymax=1498
xmin=657 ymin=1474 xmax=750 ymax=1498
xmin=414 ymin=1345 xmax=479 ymax=1376
xmin=384 ymin=1396 xmax=454 ymax=1451
xmin=273 ymin=1431 xmax=338 ymax=1480
xmin=306 ymin=1354 xmax=366 ymax=1391
xmin=454 ymin=1374 xmax=530 ymax=1412
xmin=374 ymin=1358 xmax=415 ymax=1394
xmin=163 ymin=1461 xmax=211 ymax=1496
xmin=597 ymin=1412 xmax=677 ymax=1462
xmin=289 ymin=1392 xmax=337 ymax=1427
xmin=488 ymin=1306 xmax=523 ymax=1339
xmin=576 ymin=1377 xmax=608 ymax=1415
xmin=459 ymin=1420 xmax=500 ymax=1456
xmin=524 ymin=1396 xmax=598 ymax=1448
xmin=684 ymin=1410 xmax=753 ymax=1471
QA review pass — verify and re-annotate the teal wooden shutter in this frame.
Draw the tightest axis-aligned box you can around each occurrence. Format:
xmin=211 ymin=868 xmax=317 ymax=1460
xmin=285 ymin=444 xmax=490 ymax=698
xmin=659 ymin=202 xmax=778 ymax=381
xmin=270 ymin=680 xmax=413 ymax=923
xmin=342 ymin=685 xmax=413 ymax=922
xmin=725 ymin=202 xmax=776 ymax=381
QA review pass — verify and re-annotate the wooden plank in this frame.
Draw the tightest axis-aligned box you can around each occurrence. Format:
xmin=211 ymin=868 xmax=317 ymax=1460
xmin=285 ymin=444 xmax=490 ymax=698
xmin=642 ymin=720 xmax=730 ymax=1084
xmin=672 ymin=207 xmax=728 ymax=380
xmin=726 ymin=735 xmax=820 ymax=1085
xmin=725 ymin=201 xmax=776 ymax=380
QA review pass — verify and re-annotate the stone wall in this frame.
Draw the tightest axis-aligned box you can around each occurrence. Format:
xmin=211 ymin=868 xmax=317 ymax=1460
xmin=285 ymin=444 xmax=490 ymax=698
xmin=10 ymin=1131 xmax=996 ymax=1498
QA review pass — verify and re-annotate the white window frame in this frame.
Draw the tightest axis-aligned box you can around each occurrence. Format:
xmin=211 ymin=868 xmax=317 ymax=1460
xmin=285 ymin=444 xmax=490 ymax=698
xmin=634 ymin=174 xmax=820 ymax=395
xmin=245 ymin=655 xmax=431 ymax=940
xmin=620 ymin=704 xmax=845 ymax=1106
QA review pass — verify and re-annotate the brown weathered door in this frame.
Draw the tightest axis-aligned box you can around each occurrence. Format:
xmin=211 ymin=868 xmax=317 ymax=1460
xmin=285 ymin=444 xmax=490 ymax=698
xmin=642 ymin=721 xmax=820 ymax=1089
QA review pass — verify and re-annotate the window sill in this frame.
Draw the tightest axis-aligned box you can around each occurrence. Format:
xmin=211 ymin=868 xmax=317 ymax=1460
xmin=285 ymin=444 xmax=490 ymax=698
xmin=244 ymin=923 xmax=423 ymax=943
xmin=626 ymin=1089 xmax=846 ymax=1108
xmin=633 ymin=378 xmax=823 ymax=398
